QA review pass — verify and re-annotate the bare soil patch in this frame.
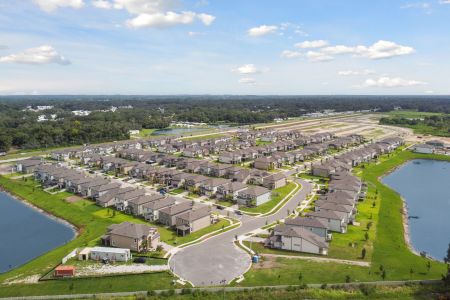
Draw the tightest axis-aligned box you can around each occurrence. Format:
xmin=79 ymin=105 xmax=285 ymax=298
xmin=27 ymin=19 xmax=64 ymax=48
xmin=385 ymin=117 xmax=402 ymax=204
xmin=66 ymin=195 xmax=83 ymax=203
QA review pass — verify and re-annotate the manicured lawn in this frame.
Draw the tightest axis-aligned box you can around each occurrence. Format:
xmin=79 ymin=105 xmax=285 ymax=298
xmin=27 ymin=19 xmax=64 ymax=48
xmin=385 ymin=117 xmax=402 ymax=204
xmin=240 ymin=182 xmax=298 ymax=214
xmin=180 ymin=133 xmax=225 ymax=141
xmin=215 ymin=200 xmax=234 ymax=207
xmin=236 ymin=150 xmax=449 ymax=286
xmin=137 ymin=128 xmax=158 ymax=137
xmin=0 ymin=272 xmax=175 ymax=297
xmin=168 ymin=188 xmax=185 ymax=195
xmin=172 ymin=219 xmax=230 ymax=246
xmin=255 ymin=140 xmax=272 ymax=146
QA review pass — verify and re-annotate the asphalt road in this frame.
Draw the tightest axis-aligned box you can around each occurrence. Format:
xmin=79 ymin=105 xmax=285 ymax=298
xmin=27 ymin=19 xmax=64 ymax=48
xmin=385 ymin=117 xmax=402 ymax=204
xmin=169 ymin=178 xmax=312 ymax=286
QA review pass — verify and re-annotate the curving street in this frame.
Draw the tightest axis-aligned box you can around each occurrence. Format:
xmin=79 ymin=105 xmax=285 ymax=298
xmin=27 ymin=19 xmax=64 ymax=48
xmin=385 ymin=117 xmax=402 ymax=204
xmin=169 ymin=178 xmax=313 ymax=286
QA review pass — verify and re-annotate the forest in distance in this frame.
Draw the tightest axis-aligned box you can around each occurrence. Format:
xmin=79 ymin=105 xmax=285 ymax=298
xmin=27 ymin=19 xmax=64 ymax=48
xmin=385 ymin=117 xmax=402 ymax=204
xmin=0 ymin=95 xmax=450 ymax=152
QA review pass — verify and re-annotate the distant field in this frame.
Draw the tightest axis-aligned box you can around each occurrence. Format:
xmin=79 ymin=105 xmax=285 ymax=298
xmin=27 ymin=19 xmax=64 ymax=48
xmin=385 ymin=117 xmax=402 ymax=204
xmin=384 ymin=110 xmax=444 ymax=118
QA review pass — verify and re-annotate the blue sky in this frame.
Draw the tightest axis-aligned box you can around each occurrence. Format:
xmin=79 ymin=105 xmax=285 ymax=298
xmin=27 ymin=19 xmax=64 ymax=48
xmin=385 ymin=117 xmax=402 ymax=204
xmin=0 ymin=0 xmax=449 ymax=95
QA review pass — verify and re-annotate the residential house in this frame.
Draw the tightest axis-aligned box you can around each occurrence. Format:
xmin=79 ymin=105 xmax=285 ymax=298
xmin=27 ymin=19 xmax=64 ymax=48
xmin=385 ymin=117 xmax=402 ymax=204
xmin=236 ymin=186 xmax=271 ymax=207
xmin=158 ymin=201 xmax=195 ymax=227
xmin=262 ymin=172 xmax=287 ymax=190
xmin=175 ymin=205 xmax=212 ymax=236
xmin=266 ymin=224 xmax=329 ymax=255
xmin=102 ymin=222 xmax=160 ymax=252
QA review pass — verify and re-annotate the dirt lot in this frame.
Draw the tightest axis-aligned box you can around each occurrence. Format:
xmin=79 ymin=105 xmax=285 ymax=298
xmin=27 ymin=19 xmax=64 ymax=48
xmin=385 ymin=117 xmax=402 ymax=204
xmin=66 ymin=195 xmax=83 ymax=203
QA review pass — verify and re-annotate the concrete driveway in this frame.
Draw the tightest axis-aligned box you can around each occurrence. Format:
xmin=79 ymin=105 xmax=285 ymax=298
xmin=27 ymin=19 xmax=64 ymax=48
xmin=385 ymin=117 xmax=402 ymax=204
xmin=169 ymin=178 xmax=312 ymax=286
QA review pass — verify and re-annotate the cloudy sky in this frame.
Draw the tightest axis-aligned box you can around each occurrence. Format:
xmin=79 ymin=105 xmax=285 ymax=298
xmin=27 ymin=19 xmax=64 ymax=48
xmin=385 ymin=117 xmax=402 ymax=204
xmin=0 ymin=0 xmax=449 ymax=95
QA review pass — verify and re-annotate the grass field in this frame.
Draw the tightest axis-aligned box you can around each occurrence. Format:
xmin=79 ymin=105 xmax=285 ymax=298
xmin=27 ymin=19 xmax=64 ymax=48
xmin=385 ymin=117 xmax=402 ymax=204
xmin=240 ymin=182 xmax=298 ymax=214
xmin=384 ymin=110 xmax=443 ymax=118
xmin=180 ymin=133 xmax=226 ymax=141
xmin=235 ymin=150 xmax=449 ymax=286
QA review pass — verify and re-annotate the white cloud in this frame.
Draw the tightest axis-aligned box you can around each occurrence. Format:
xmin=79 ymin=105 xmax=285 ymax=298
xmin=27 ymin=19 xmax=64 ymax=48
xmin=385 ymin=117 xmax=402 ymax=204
xmin=111 ymin=0 xmax=179 ymax=14
xmin=238 ymin=78 xmax=256 ymax=85
xmin=401 ymin=2 xmax=431 ymax=9
xmin=94 ymin=0 xmax=215 ymax=28
xmin=197 ymin=13 xmax=215 ymax=25
xmin=295 ymin=40 xmax=329 ymax=49
xmin=338 ymin=69 xmax=376 ymax=76
xmin=247 ymin=25 xmax=278 ymax=37
xmin=322 ymin=40 xmax=415 ymax=59
xmin=306 ymin=51 xmax=333 ymax=62
xmin=232 ymin=64 xmax=265 ymax=75
xmin=364 ymin=76 xmax=426 ymax=88
xmin=33 ymin=0 xmax=84 ymax=12
xmin=92 ymin=0 xmax=112 ymax=9
xmin=0 ymin=45 xmax=70 ymax=65
xmin=440 ymin=0 xmax=450 ymax=3
xmin=127 ymin=11 xmax=194 ymax=28
xmin=187 ymin=31 xmax=204 ymax=37
xmin=280 ymin=50 xmax=302 ymax=58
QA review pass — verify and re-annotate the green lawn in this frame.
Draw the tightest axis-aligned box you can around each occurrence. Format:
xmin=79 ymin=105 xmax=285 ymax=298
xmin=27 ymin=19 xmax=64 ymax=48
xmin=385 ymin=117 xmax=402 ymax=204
xmin=384 ymin=110 xmax=443 ymax=118
xmin=0 ymin=272 xmax=175 ymax=297
xmin=168 ymin=188 xmax=185 ymax=195
xmin=180 ymin=133 xmax=225 ymax=141
xmin=255 ymin=140 xmax=273 ymax=146
xmin=240 ymin=182 xmax=298 ymax=214
xmin=137 ymin=128 xmax=158 ymax=137
xmin=168 ymin=219 xmax=230 ymax=246
xmin=236 ymin=150 xmax=449 ymax=286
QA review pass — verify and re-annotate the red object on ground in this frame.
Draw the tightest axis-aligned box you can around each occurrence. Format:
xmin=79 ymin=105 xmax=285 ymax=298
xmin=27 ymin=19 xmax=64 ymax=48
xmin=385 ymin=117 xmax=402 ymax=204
xmin=54 ymin=265 xmax=75 ymax=277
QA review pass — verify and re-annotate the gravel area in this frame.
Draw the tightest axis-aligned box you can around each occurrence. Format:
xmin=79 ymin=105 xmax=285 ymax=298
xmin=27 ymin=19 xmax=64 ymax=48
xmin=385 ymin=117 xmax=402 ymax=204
xmin=75 ymin=264 xmax=168 ymax=277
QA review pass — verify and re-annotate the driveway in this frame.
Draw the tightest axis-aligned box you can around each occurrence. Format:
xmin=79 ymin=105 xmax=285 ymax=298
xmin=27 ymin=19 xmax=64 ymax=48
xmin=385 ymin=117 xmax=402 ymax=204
xmin=169 ymin=178 xmax=312 ymax=286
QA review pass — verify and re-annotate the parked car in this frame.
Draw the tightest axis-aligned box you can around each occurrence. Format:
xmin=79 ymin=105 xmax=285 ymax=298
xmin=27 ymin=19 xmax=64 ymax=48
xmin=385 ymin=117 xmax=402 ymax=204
xmin=133 ymin=257 xmax=147 ymax=263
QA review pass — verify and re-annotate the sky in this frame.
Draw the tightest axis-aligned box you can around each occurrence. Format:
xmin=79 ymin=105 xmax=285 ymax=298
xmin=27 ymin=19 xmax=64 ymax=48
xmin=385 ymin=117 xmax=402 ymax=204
xmin=0 ymin=0 xmax=449 ymax=95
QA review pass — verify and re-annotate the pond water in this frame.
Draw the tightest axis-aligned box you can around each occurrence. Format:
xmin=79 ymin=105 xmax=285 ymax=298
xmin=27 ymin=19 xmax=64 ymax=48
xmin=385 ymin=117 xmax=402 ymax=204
xmin=0 ymin=192 xmax=75 ymax=273
xmin=382 ymin=159 xmax=450 ymax=261
xmin=151 ymin=127 xmax=210 ymax=136
xmin=151 ymin=125 xmax=230 ymax=136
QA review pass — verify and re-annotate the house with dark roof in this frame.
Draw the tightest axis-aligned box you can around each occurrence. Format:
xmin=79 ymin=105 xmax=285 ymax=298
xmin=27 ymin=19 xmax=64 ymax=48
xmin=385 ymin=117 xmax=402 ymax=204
xmin=236 ymin=186 xmax=271 ymax=207
xmin=198 ymin=178 xmax=230 ymax=196
xmin=216 ymin=181 xmax=248 ymax=201
xmin=262 ymin=172 xmax=287 ymax=190
xmin=175 ymin=205 xmax=212 ymax=236
xmin=127 ymin=194 xmax=165 ymax=216
xmin=253 ymin=156 xmax=276 ymax=170
xmin=102 ymin=222 xmax=160 ymax=252
xmin=284 ymin=217 xmax=331 ymax=240
xmin=142 ymin=196 xmax=177 ymax=221
xmin=158 ymin=201 xmax=195 ymax=227
xmin=306 ymin=210 xmax=347 ymax=233
xmin=266 ymin=224 xmax=329 ymax=255
xmin=16 ymin=158 xmax=42 ymax=174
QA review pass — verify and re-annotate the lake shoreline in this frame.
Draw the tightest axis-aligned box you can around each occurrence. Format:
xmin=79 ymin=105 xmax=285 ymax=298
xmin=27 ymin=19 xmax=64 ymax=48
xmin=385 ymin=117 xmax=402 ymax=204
xmin=0 ymin=188 xmax=79 ymax=239
xmin=380 ymin=158 xmax=448 ymax=262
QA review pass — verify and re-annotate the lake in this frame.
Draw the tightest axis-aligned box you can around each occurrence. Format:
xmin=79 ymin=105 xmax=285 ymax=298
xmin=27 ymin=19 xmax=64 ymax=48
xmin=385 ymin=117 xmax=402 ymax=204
xmin=382 ymin=159 xmax=450 ymax=261
xmin=0 ymin=192 xmax=75 ymax=273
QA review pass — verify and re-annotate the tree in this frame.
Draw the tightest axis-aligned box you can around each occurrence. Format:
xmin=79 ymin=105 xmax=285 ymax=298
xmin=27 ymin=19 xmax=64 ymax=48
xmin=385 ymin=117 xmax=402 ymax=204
xmin=298 ymin=272 xmax=303 ymax=282
xmin=381 ymin=269 xmax=386 ymax=280
xmin=361 ymin=247 xmax=367 ymax=259
xmin=445 ymin=243 xmax=450 ymax=264
xmin=364 ymin=232 xmax=369 ymax=241
xmin=426 ymin=261 xmax=431 ymax=273
xmin=366 ymin=221 xmax=373 ymax=231
xmin=0 ymin=133 xmax=12 ymax=152
xmin=410 ymin=267 xmax=414 ymax=278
